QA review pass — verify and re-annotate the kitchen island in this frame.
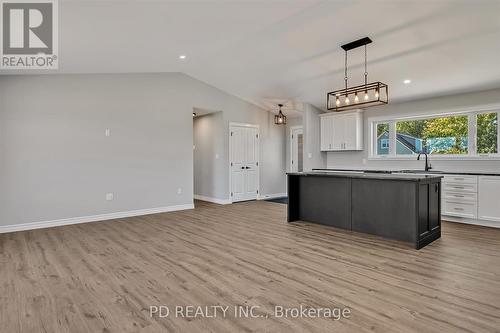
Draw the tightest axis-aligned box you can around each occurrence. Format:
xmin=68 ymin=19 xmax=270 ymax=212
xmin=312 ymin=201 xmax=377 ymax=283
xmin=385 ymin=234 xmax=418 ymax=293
xmin=287 ymin=171 xmax=442 ymax=249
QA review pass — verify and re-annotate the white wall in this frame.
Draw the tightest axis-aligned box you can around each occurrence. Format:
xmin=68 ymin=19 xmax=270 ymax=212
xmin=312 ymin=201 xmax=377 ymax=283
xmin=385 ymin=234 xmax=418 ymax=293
xmin=0 ymin=73 xmax=286 ymax=227
xmin=327 ymin=87 xmax=500 ymax=172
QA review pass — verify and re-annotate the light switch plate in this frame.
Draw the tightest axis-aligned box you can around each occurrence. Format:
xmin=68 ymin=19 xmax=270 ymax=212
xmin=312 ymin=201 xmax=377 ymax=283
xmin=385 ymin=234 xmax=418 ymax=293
xmin=105 ymin=129 xmax=111 ymax=137
xmin=106 ymin=193 xmax=114 ymax=201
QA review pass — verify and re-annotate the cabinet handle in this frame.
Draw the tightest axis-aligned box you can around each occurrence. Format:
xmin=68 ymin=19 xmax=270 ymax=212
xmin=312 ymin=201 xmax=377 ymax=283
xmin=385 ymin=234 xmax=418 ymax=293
xmin=454 ymin=207 xmax=464 ymax=211
xmin=453 ymin=186 xmax=464 ymax=189
xmin=453 ymin=195 xmax=464 ymax=198
xmin=454 ymin=178 xmax=465 ymax=180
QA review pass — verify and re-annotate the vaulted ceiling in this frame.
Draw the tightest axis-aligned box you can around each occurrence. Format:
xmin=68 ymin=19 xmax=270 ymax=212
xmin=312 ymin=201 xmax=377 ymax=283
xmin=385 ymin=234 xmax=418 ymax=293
xmin=4 ymin=0 xmax=500 ymax=112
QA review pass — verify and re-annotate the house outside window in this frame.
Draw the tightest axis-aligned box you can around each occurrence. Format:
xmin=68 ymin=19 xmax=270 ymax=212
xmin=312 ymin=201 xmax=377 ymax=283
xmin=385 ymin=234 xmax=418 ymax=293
xmin=381 ymin=139 xmax=389 ymax=149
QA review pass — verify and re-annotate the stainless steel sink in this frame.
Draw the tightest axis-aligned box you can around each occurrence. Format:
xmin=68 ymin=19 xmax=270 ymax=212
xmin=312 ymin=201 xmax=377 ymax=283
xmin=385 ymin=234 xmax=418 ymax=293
xmin=362 ymin=170 xmax=393 ymax=174
xmin=396 ymin=170 xmax=445 ymax=174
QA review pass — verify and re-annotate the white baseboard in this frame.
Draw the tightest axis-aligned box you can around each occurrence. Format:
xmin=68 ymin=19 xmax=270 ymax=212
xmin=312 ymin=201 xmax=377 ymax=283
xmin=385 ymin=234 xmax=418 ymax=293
xmin=194 ymin=194 xmax=232 ymax=205
xmin=258 ymin=193 xmax=287 ymax=200
xmin=0 ymin=203 xmax=195 ymax=234
xmin=443 ymin=215 xmax=500 ymax=228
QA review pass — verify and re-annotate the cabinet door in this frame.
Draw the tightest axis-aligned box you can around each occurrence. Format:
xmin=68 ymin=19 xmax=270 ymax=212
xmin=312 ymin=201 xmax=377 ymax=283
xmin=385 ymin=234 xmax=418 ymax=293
xmin=332 ymin=114 xmax=345 ymax=150
xmin=320 ymin=116 xmax=334 ymax=151
xmin=343 ymin=113 xmax=358 ymax=150
xmin=429 ymin=181 xmax=440 ymax=231
xmin=478 ymin=176 xmax=500 ymax=221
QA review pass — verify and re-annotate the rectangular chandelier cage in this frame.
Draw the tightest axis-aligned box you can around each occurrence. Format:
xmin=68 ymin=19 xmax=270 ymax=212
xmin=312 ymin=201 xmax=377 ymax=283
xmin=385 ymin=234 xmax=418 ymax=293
xmin=327 ymin=82 xmax=388 ymax=111
xmin=327 ymin=37 xmax=388 ymax=112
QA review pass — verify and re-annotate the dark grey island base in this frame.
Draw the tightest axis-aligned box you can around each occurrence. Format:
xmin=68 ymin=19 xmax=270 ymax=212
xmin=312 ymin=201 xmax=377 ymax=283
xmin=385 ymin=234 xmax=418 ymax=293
xmin=287 ymin=172 xmax=442 ymax=250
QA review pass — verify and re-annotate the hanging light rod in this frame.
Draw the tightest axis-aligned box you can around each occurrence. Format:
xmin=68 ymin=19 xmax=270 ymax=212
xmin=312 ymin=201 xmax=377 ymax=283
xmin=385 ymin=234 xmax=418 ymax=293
xmin=327 ymin=36 xmax=388 ymax=112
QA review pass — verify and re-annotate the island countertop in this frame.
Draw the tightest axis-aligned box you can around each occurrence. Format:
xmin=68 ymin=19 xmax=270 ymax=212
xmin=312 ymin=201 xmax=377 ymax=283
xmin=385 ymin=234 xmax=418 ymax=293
xmin=287 ymin=171 xmax=443 ymax=182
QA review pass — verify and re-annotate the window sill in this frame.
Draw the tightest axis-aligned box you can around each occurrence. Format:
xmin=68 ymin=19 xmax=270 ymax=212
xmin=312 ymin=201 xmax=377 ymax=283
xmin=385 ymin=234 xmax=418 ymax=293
xmin=368 ymin=155 xmax=500 ymax=161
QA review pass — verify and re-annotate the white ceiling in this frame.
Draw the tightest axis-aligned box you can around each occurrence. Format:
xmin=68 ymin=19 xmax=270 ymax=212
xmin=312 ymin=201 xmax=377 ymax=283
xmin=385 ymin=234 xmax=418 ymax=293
xmin=4 ymin=0 xmax=500 ymax=113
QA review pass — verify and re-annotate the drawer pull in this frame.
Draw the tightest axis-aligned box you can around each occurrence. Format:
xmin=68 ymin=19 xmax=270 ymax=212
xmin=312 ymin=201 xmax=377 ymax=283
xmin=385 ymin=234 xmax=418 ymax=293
xmin=452 ymin=186 xmax=464 ymax=189
xmin=453 ymin=195 xmax=464 ymax=198
xmin=454 ymin=178 xmax=465 ymax=180
xmin=454 ymin=207 xmax=464 ymax=211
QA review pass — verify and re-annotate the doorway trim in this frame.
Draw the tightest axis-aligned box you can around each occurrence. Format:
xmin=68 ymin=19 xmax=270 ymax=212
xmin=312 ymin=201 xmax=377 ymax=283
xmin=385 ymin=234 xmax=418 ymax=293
xmin=290 ymin=125 xmax=303 ymax=172
xmin=229 ymin=122 xmax=260 ymax=203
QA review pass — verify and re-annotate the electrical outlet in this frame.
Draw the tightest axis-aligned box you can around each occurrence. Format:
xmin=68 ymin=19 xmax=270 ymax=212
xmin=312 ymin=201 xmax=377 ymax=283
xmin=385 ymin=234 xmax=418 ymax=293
xmin=308 ymin=153 xmax=312 ymax=159
xmin=105 ymin=129 xmax=111 ymax=137
xmin=177 ymin=188 xmax=182 ymax=195
xmin=106 ymin=193 xmax=114 ymax=201
xmin=362 ymin=158 xmax=367 ymax=165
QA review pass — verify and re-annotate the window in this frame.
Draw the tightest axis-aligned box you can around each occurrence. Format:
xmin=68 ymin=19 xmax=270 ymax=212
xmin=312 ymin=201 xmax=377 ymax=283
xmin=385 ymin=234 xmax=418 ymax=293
xmin=396 ymin=115 xmax=468 ymax=155
xmin=370 ymin=109 xmax=500 ymax=159
xmin=375 ymin=123 xmax=390 ymax=155
xmin=477 ymin=112 xmax=498 ymax=154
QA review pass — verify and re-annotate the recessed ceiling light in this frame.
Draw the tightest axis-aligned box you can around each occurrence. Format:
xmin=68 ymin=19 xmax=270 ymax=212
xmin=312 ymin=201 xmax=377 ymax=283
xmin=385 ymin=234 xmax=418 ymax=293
xmin=179 ymin=55 xmax=187 ymax=60
xmin=403 ymin=79 xmax=411 ymax=84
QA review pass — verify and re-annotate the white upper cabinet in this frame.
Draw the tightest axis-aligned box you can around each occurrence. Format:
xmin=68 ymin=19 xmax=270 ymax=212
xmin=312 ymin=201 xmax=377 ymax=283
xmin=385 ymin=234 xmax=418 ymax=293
xmin=320 ymin=110 xmax=363 ymax=151
xmin=320 ymin=115 xmax=334 ymax=151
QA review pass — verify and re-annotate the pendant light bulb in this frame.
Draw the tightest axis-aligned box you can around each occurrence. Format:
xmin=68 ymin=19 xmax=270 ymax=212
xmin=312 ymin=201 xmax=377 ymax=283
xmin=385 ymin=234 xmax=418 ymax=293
xmin=345 ymin=96 xmax=350 ymax=104
xmin=335 ymin=96 xmax=340 ymax=106
xmin=364 ymin=91 xmax=369 ymax=100
xmin=354 ymin=93 xmax=359 ymax=103
xmin=375 ymin=89 xmax=379 ymax=99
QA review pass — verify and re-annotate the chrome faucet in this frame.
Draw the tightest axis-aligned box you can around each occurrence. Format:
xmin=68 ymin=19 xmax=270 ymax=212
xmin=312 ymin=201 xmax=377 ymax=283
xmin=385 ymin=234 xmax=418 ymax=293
xmin=417 ymin=152 xmax=432 ymax=172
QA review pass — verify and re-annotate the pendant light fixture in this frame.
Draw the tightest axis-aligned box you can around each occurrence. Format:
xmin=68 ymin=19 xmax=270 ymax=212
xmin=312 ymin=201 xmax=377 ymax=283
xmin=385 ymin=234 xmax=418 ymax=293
xmin=274 ymin=104 xmax=287 ymax=125
xmin=327 ymin=37 xmax=388 ymax=111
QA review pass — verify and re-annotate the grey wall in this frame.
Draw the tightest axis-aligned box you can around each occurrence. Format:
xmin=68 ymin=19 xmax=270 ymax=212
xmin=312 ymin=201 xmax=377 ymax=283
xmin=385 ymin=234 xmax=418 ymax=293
xmin=193 ymin=111 xmax=225 ymax=199
xmin=327 ymin=87 xmax=500 ymax=172
xmin=283 ymin=104 xmax=327 ymax=174
xmin=303 ymin=104 xmax=327 ymax=171
xmin=258 ymin=113 xmax=287 ymax=196
xmin=0 ymin=73 xmax=286 ymax=226
xmin=285 ymin=116 xmax=303 ymax=173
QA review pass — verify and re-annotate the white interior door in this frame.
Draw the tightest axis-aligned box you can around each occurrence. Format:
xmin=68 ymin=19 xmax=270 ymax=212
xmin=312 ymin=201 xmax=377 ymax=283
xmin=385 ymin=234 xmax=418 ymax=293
xmin=230 ymin=125 xmax=259 ymax=202
xmin=291 ymin=127 xmax=303 ymax=172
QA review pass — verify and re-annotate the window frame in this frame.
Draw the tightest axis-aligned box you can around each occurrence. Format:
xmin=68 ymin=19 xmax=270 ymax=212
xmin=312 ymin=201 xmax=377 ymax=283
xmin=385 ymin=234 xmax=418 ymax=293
xmin=368 ymin=103 xmax=500 ymax=160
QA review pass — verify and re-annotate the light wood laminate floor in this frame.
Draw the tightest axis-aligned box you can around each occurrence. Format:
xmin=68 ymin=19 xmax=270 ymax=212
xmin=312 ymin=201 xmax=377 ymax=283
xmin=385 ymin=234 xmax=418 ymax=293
xmin=1 ymin=200 xmax=500 ymax=333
